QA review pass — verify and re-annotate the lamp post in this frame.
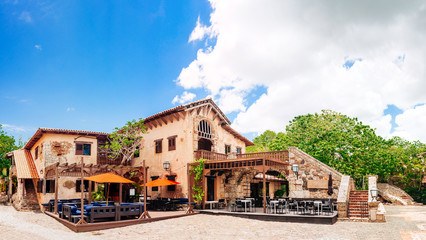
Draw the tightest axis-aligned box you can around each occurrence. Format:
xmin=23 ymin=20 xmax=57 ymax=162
xmin=370 ymin=186 xmax=378 ymax=201
xmin=292 ymin=164 xmax=299 ymax=179
xmin=163 ymin=161 xmax=171 ymax=175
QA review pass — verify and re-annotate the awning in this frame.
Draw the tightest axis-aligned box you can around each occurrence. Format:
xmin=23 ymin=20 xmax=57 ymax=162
xmin=254 ymin=173 xmax=286 ymax=182
xmin=12 ymin=149 xmax=39 ymax=179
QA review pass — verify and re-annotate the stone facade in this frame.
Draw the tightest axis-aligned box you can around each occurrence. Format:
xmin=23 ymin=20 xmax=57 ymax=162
xmin=287 ymin=147 xmax=343 ymax=199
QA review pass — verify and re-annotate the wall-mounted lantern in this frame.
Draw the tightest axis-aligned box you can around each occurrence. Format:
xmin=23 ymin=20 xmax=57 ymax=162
xmin=370 ymin=186 xmax=378 ymax=201
xmin=292 ymin=164 xmax=299 ymax=179
xmin=163 ymin=161 xmax=171 ymax=175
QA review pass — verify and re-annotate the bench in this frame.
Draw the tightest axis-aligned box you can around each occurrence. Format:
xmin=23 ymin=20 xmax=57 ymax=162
xmin=117 ymin=203 xmax=143 ymax=220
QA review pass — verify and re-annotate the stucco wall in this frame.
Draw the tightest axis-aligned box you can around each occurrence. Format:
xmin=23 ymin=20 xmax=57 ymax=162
xmin=135 ymin=108 xmax=247 ymax=199
xmin=30 ymin=134 xmax=99 ymax=178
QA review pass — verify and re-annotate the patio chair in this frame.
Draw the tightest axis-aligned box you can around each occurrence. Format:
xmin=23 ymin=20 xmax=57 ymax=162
xmin=235 ymin=200 xmax=244 ymax=212
xmin=277 ymin=200 xmax=289 ymax=214
xmin=305 ymin=201 xmax=314 ymax=214
xmin=322 ymin=200 xmax=333 ymax=215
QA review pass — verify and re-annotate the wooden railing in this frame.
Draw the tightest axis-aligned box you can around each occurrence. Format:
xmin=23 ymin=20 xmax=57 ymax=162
xmin=237 ymin=150 xmax=289 ymax=162
xmin=195 ymin=150 xmax=228 ymax=161
xmin=194 ymin=150 xmax=289 ymax=162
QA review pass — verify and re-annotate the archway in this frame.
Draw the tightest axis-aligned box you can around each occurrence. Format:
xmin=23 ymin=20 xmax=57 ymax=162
xmin=198 ymin=138 xmax=212 ymax=151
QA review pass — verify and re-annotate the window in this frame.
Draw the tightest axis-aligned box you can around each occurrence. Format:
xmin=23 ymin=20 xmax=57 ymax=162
xmin=134 ymin=146 xmax=140 ymax=158
xmin=76 ymin=143 xmax=91 ymax=156
xmin=35 ymin=146 xmax=39 ymax=159
xmin=167 ymin=175 xmax=176 ymax=191
xmin=236 ymin=147 xmax=242 ymax=154
xmin=151 ymin=176 xmax=159 ymax=191
xmin=76 ymin=180 xmax=94 ymax=192
xmin=168 ymin=136 xmax=177 ymax=151
xmin=37 ymin=180 xmax=43 ymax=193
xmin=155 ymin=139 xmax=162 ymax=154
xmin=45 ymin=180 xmax=55 ymax=193
xmin=225 ymin=144 xmax=231 ymax=154
xmin=198 ymin=120 xmax=212 ymax=139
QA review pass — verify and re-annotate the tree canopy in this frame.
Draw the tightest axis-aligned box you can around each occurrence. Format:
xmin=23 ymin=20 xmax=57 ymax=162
xmin=103 ymin=119 xmax=147 ymax=164
xmin=0 ymin=124 xmax=23 ymax=170
xmin=250 ymin=110 xmax=426 ymax=203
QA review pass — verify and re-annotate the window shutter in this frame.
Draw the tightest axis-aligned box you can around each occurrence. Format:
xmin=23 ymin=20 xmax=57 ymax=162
xmin=76 ymin=144 xmax=83 ymax=155
xmin=37 ymin=180 xmax=43 ymax=193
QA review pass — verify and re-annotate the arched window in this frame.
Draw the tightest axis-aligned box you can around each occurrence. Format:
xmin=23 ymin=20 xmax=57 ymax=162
xmin=198 ymin=120 xmax=212 ymax=139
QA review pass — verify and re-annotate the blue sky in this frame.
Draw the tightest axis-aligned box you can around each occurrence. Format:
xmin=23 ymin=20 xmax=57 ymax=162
xmin=1 ymin=1 xmax=425 ymax=144
xmin=0 ymin=0 xmax=212 ymax=141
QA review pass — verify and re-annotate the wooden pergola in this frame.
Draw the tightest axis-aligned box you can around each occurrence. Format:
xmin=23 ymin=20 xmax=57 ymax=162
xmin=45 ymin=159 xmax=149 ymax=221
xmin=187 ymin=157 xmax=288 ymax=213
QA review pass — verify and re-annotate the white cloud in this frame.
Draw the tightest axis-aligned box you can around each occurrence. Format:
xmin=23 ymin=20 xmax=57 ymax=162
xmin=34 ymin=45 xmax=42 ymax=51
xmin=18 ymin=11 xmax=32 ymax=23
xmin=176 ymin=0 xmax=426 ymax=142
xmin=172 ymin=91 xmax=196 ymax=105
xmin=188 ymin=16 xmax=214 ymax=42
xmin=392 ymin=105 xmax=426 ymax=142
xmin=1 ymin=124 xmax=28 ymax=132
xmin=66 ymin=107 xmax=75 ymax=112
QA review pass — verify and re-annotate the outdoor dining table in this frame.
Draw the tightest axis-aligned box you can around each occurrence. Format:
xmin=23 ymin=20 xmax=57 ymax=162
xmin=240 ymin=199 xmax=252 ymax=212
xmin=314 ymin=200 xmax=322 ymax=215
xmin=270 ymin=200 xmax=279 ymax=214
xmin=205 ymin=200 xmax=219 ymax=209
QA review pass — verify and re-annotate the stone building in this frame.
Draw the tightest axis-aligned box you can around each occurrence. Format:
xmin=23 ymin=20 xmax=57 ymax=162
xmin=5 ymin=98 xmax=365 ymax=218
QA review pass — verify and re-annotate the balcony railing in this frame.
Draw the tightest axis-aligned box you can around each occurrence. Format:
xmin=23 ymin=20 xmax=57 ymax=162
xmin=194 ymin=150 xmax=289 ymax=162
xmin=195 ymin=150 xmax=228 ymax=161
xmin=237 ymin=150 xmax=289 ymax=162
xmin=97 ymin=152 xmax=128 ymax=165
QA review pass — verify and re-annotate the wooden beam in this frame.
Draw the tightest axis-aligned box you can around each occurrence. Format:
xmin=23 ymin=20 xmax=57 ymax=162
xmin=154 ymin=119 xmax=162 ymax=127
xmin=212 ymin=113 xmax=219 ymax=121
xmin=54 ymin=163 xmax=59 ymax=214
xmin=197 ymin=106 xmax=202 ymax=115
xmin=145 ymin=122 xmax=152 ymax=130
xmin=206 ymin=106 xmax=212 ymax=118
xmin=151 ymin=121 xmax=157 ymax=128
xmin=177 ymin=111 xmax=185 ymax=120
xmin=263 ymin=159 xmax=266 ymax=214
xmin=160 ymin=117 xmax=168 ymax=125
xmin=172 ymin=113 xmax=179 ymax=121
xmin=165 ymin=115 xmax=173 ymax=123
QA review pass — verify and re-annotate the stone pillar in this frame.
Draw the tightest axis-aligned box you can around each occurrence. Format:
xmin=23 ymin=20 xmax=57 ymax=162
xmin=368 ymin=175 xmax=378 ymax=221
xmin=337 ymin=175 xmax=350 ymax=218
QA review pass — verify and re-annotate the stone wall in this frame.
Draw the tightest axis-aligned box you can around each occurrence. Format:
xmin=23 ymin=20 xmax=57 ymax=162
xmin=377 ymin=183 xmax=416 ymax=205
xmin=287 ymin=147 xmax=343 ymax=199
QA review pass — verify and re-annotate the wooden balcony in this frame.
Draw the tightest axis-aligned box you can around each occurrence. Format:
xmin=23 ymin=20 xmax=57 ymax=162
xmin=97 ymin=152 xmax=128 ymax=166
xmin=195 ymin=150 xmax=228 ymax=161
xmin=194 ymin=150 xmax=289 ymax=163
xmin=237 ymin=150 xmax=289 ymax=162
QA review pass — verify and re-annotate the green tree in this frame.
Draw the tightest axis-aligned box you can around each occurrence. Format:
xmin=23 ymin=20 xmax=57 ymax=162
xmin=246 ymin=130 xmax=278 ymax=152
xmin=0 ymin=124 xmax=23 ymax=170
xmin=103 ymin=119 xmax=147 ymax=164
xmin=251 ymin=110 xmax=426 ymax=202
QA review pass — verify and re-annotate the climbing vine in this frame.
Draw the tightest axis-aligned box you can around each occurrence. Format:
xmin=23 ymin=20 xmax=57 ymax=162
xmin=191 ymin=158 xmax=206 ymax=204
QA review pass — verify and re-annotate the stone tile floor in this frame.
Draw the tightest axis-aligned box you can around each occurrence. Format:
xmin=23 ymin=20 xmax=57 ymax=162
xmin=0 ymin=205 xmax=425 ymax=240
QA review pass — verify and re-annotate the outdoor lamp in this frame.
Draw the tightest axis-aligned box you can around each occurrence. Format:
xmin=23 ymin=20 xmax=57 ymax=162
xmin=163 ymin=161 xmax=171 ymax=174
xmin=292 ymin=164 xmax=299 ymax=179
xmin=370 ymin=186 xmax=378 ymax=201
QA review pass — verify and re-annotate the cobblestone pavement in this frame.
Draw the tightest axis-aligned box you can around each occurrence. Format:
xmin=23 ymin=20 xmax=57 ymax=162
xmin=0 ymin=205 xmax=425 ymax=240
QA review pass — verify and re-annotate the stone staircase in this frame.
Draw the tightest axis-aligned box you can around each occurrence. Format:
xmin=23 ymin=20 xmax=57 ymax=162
xmin=348 ymin=190 xmax=368 ymax=218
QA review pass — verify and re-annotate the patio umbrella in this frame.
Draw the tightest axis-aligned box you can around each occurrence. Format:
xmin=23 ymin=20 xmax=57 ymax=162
xmin=143 ymin=178 xmax=180 ymax=199
xmin=85 ymin=172 xmax=135 ymax=205
xmin=327 ymin=173 xmax=333 ymax=196
xmin=143 ymin=178 xmax=180 ymax=187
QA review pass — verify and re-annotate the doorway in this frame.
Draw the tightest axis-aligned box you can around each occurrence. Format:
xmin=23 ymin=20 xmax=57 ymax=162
xmin=207 ymin=177 xmax=215 ymax=201
xmin=198 ymin=138 xmax=212 ymax=151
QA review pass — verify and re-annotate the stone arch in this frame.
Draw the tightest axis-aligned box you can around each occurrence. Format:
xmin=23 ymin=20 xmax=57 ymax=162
xmin=193 ymin=118 xmax=218 ymax=152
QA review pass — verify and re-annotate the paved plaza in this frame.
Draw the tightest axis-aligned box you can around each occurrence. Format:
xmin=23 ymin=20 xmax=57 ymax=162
xmin=0 ymin=205 xmax=425 ymax=240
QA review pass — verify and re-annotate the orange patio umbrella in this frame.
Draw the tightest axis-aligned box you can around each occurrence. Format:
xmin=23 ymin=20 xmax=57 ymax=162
xmin=85 ymin=173 xmax=135 ymax=205
xmin=143 ymin=178 xmax=180 ymax=199
xmin=143 ymin=178 xmax=180 ymax=187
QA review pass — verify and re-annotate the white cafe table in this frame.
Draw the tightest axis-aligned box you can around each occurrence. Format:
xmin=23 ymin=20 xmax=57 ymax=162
xmin=205 ymin=200 xmax=219 ymax=209
xmin=270 ymin=200 xmax=279 ymax=214
xmin=240 ymin=199 xmax=252 ymax=212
